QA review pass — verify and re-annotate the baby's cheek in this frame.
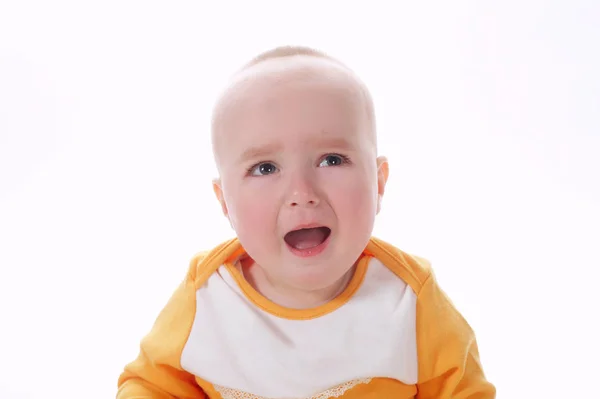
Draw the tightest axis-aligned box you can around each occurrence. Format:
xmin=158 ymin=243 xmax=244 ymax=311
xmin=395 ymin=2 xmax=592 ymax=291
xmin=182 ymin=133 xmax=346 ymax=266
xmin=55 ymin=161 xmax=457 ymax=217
xmin=235 ymin=196 xmax=275 ymax=234
xmin=336 ymin=177 xmax=376 ymax=212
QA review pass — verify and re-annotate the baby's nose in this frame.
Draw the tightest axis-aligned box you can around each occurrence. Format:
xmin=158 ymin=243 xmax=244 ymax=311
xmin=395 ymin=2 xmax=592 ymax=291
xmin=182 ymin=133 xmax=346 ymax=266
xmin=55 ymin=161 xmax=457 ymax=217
xmin=285 ymin=170 xmax=321 ymax=207
xmin=286 ymin=187 xmax=320 ymax=207
xmin=288 ymin=194 xmax=319 ymax=207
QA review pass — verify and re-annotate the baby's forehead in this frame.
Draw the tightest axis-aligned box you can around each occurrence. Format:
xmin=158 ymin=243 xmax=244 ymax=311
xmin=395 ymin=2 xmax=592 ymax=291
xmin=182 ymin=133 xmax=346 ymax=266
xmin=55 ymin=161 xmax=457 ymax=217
xmin=223 ymin=56 xmax=363 ymax=107
xmin=211 ymin=54 xmax=377 ymax=170
xmin=213 ymin=56 xmax=373 ymax=129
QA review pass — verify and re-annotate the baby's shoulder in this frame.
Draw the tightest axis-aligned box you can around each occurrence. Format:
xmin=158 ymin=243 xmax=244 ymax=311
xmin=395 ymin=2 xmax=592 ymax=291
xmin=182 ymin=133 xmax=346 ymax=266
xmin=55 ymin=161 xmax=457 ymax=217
xmin=367 ymin=236 xmax=434 ymax=296
xmin=183 ymin=238 xmax=241 ymax=287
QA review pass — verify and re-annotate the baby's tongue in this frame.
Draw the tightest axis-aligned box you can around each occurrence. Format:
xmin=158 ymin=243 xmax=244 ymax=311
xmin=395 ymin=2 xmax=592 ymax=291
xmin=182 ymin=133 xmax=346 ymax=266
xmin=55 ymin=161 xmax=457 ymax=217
xmin=285 ymin=227 xmax=327 ymax=250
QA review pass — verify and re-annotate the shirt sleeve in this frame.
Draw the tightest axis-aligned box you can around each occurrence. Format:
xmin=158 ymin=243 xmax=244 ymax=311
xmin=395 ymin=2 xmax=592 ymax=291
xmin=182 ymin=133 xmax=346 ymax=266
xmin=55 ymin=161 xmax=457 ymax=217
xmin=116 ymin=264 xmax=206 ymax=399
xmin=415 ymin=271 xmax=496 ymax=399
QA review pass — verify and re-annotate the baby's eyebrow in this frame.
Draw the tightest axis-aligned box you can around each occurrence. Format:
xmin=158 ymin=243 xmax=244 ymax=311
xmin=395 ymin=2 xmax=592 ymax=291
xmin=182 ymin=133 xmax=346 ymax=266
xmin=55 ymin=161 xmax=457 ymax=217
xmin=308 ymin=136 xmax=354 ymax=151
xmin=239 ymin=143 xmax=283 ymax=163
xmin=238 ymin=136 xmax=354 ymax=163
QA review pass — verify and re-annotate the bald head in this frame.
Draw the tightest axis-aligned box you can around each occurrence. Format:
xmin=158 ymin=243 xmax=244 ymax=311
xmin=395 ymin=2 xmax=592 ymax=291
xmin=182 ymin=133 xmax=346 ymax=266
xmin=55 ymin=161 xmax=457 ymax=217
xmin=241 ymin=45 xmax=346 ymax=70
xmin=211 ymin=46 xmax=377 ymax=173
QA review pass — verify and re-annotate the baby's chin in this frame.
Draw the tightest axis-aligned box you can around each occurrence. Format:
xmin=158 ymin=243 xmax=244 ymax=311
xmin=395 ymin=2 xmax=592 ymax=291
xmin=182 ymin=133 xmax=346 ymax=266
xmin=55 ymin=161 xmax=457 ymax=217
xmin=277 ymin=258 xmax=357 ymax=293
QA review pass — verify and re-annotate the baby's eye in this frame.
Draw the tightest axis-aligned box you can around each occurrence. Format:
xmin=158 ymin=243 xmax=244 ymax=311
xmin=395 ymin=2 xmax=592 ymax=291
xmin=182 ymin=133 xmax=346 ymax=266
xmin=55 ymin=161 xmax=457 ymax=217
xmin=318 ymin=154 xmax=348 ymax=167
xmin=249 ymin=162 xmax=278 ymax=176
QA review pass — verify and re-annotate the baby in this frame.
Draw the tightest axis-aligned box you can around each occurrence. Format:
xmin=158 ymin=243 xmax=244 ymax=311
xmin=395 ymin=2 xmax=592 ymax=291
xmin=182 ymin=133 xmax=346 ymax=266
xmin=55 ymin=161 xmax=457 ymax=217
xmin=117 ymin=46 xmax=496 ymax=399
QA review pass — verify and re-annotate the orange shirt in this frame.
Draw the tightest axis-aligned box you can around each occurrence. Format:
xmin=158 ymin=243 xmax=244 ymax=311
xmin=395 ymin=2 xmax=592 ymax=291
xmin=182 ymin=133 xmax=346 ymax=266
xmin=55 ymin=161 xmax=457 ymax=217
xmin=117 ymin=237 xmax=495 ymax=398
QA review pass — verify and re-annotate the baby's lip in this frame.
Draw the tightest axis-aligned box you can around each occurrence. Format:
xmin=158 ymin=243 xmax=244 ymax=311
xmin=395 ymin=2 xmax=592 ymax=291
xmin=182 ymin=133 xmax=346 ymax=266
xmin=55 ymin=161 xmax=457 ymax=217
xmin=286 ymin=223 xmax=329 ymax=233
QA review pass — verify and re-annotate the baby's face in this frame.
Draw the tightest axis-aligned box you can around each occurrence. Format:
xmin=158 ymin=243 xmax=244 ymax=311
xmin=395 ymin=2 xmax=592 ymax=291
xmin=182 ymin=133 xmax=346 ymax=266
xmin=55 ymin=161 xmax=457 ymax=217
xmin=212 ymin=57 xmax=388 ymax=291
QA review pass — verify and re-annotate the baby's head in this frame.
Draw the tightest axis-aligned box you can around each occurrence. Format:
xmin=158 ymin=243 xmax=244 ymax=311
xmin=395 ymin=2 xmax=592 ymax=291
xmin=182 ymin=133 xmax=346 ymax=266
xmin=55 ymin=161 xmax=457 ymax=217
xmin=211 ymin=46 xmax=389 ymax=295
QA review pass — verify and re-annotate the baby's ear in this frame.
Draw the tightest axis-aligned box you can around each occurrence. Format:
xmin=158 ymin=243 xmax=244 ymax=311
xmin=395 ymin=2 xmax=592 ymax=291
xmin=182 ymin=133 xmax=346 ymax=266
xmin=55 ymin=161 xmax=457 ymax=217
xmin=212 ymin=178 xmax=229 ymax=217
xmin=376 ymin=156 xmax=389 ymax=214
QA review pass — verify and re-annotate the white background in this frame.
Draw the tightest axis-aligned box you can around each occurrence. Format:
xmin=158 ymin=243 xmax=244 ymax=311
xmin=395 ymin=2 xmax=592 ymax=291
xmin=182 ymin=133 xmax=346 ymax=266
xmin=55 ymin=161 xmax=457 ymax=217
xmin=1 ymin=1 xmax=599 ymax=398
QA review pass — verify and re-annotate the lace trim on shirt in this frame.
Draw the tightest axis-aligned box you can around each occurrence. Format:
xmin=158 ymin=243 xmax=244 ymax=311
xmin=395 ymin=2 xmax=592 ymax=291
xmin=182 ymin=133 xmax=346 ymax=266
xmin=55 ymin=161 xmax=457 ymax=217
xmin=213 ymin=378 xmax=372 ymax=399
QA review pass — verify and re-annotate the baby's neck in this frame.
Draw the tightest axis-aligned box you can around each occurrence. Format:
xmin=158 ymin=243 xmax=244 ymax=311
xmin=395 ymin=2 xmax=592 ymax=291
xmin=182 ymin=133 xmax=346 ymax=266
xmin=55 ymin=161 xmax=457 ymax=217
xmin=240 ymin=258 xmax=355 ymax=310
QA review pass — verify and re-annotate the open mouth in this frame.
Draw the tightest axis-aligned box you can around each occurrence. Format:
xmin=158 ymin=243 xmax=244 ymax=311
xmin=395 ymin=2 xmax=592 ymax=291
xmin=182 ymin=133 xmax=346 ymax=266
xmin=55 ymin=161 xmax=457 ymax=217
xmin=284 ymin=226 xmax=332 ymax=250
